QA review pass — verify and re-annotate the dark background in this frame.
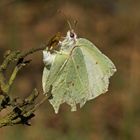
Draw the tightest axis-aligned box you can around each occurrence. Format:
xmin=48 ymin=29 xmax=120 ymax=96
xmin=0 ymin=0 xmax=140 ymax=140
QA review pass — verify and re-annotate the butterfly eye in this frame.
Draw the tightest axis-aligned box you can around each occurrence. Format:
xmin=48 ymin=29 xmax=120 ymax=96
xmin=70 ymin=32 xmax=75 ymax=38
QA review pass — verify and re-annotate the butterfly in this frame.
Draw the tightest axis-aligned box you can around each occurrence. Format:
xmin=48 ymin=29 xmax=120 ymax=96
xmin=42 ymin=24 xmax=117 ymax=113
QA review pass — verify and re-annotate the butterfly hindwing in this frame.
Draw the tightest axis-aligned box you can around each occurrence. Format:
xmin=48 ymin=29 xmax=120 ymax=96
xmin=44 ymin=47 xmax=89 ymax=113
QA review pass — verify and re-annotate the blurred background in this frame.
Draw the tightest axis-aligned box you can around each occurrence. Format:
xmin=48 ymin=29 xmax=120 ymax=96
xmin=0 ymin=0 xmax=140 ymax=140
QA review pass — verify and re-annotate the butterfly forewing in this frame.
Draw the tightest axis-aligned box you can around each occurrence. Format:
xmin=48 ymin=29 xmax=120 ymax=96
xmin=78 ymin=38 xmax=116 ymax=76
xmin=77 ymin=38 xmax=116 ymax=99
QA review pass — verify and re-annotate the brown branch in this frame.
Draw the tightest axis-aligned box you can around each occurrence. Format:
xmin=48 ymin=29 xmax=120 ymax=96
xmin=19 ymin=44 xmax=46 ymax=58
xmin=0 ymin=43 xmax=49 ymax=127
xmin=0 ymin=89 xmax=39 ymax=127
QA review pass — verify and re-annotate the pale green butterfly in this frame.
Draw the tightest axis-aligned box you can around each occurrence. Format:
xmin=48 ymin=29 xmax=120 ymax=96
xmin=42 ymin=27 xmax=116 ymax=113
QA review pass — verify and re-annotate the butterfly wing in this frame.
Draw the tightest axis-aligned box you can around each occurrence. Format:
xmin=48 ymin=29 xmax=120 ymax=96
xmin=42 ymin=52 xmax=68 ymax=94
xmin=42 ymin=38 xmax=116 ymax=113
xmin=42 ymin=47 xmax=90 ymax=113
xmin=77 ymin=38 xmax=116 ymax=102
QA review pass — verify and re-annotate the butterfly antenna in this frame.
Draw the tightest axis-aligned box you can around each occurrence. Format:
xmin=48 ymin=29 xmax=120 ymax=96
xmin=74 ymin=19 xmax=78 ymax=30
xmin=66 ymin=20 xmax=73 ymax=31
xmin=57 ymin=10 xmax=73 ymax=31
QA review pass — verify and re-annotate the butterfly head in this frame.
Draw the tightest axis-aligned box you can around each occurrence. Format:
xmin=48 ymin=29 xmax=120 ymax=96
xmin=60 ymin=29 xmax=77 ymax=52
xmin=66 ymin=29 xmax=77 ymax=40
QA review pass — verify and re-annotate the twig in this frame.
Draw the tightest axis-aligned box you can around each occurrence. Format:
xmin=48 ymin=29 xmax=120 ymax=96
xmin=0 ymin=43 xmax=48 ymax=127
xmin=19 ymin=44 xmax=46 ymax=58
